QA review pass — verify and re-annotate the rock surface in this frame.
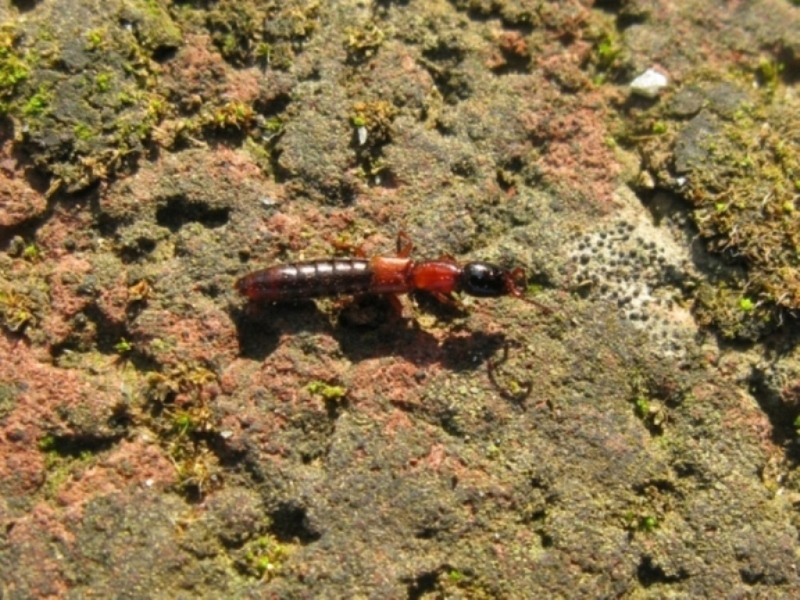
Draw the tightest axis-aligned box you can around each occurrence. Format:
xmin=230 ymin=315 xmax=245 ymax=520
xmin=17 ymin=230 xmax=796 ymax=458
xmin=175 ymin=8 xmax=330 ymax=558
xmin=1 ymin=0 xmax=800 ymax=597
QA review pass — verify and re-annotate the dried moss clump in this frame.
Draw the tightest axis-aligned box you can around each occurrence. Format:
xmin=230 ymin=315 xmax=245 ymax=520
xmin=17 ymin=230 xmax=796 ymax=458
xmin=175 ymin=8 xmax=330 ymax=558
xmin=144 ymin=362 xmax=222 ymax=498
xmin=205 ymin=0 xmax=320 ymax=69
xmin=634 ymin=71 xmax=800 ymax=340
xmin=2 ymin=10 xmax=178 ymax=193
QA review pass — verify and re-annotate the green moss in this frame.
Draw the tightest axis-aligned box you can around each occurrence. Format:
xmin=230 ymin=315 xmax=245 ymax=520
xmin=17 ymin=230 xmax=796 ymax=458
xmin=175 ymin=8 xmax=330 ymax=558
xmin=0 ymin=287 xmax=36 ymax=333
xmin=22 ymin=89 xmax=49 ymax=116
xmin=623 ymin=510 xmax=659 ymax=534
xmin=221 ymin=33 xmax=240 ymax=58
xmin=85 ymin=29 xmax=105 ymax=51
xmin=263 ymin=115 xmax=283 ymax=135
xmin=756 ymin=58 xmax=784 ymax=93
xmin=38 ymin=433 xmax=56 ymax=452
xmin=114 ymin=338 xmax=133 ymax=354
xmin=22 ymin=243 xmax=41 ymax=262
xmin=74 ymin=122 xmax=94 ymax=141
xmin=627 ymin=372 xmax=669 ymax=434
xmin=208 ymin=100 xmax=254 ymax=130
xmin=594 ymin=31 xmax=622 ymax=71
xmin=171 ymin=410 xmax=196 ymax=436
xmin=586 ymin=16 xmax=626 ymax=84
xmin=0 ymin=26 xmax=30 ymax=110
xmin=651 ymin=121 xmax=667 ymax=135
xmin=240 ymin=535 xmax=288 ymax=580
xmin=638 ymin=515 xmax=658 ymax=532
xmin=634 ymin=397 xmax=649 ymax=418
xmin=37 ymin=433 xmax=101 ymax=499
xmin=116 ymin=91 xmax=134 ymax=105
xmin=254 ymin=41 xmax=272 ymax=67
xmin=448 ymin=569 xmax=464 ymax=583
xmin=694 ymin=282 xmax=773 ymax=340
xmin=739 ymin=297 xmax=755 ymax=312
xmin=306 ymin=380 xmax=347 ymax=401
xmin=95 ymin=72 xmax=113 ymax=93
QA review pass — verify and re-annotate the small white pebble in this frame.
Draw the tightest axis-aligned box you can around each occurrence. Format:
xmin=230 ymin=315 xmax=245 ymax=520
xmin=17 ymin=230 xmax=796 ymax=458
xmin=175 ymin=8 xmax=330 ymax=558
xmin=260 ymin=196 xmax=278 ymax=207
xmin=145 ymin=478 xmax=154 ymax=487
xmin=357 ymin=125 xmax=368 ymax=146
xmin=630 ymin=68 xmax=668 ymax=99
xmin=220 ymin=430 xmax=234 ymax=439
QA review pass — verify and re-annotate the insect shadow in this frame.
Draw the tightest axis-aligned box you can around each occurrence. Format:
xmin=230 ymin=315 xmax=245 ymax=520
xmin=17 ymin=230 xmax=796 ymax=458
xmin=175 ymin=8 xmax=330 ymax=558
xmin=230 ymin=294 xmax=508 ymax=375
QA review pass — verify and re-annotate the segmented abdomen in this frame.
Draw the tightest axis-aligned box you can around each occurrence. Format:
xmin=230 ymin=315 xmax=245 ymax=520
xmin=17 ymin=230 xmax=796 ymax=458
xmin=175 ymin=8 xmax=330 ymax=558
xmin=235 ymin=259 xmax=373 ymax=301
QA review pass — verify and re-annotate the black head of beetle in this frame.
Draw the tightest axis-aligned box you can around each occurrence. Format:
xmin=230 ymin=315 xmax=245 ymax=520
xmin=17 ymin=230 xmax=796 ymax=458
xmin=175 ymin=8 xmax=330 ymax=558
xmin=457 ymin=262 xmax=511 ymax=297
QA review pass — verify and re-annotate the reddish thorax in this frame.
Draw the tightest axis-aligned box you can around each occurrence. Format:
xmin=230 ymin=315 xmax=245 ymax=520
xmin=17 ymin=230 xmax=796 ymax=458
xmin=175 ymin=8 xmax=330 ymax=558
xmin=368 ymin=257 xmax=463 ymax=296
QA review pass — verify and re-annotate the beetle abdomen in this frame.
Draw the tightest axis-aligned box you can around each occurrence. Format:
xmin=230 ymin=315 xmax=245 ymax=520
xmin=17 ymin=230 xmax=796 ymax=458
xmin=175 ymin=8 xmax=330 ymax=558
xmin=235 ymin=259 xmax=373 ymax=301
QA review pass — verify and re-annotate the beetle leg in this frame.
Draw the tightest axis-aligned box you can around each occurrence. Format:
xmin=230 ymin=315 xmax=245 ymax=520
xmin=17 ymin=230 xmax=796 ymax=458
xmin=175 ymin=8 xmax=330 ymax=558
xmin=329 ymin=236 xmax=367 ymax=258
xmin=430 ymin=291 xmax=466 ymax=310
xmin=396 ymin=231 xmax=414 ymax=258
xmin=387 ymin=294 xmax=405 ymax=315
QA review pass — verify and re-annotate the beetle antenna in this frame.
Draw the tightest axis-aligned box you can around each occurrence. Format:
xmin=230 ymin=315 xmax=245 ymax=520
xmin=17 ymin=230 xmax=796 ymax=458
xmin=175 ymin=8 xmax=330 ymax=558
xmin=505 ymin=268 xmax=553 ymax=314
xmin=487 ymin=341 xmax=533 ymax=405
